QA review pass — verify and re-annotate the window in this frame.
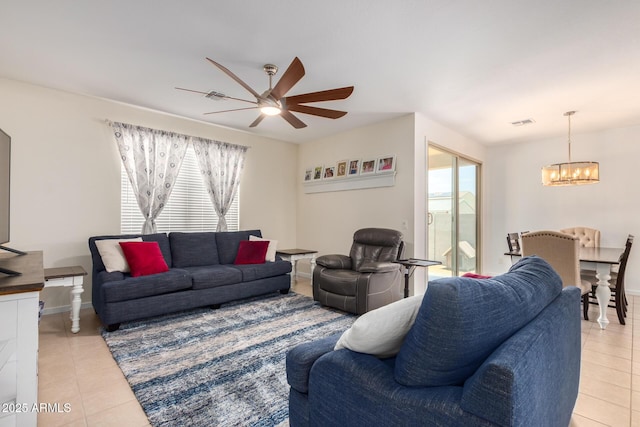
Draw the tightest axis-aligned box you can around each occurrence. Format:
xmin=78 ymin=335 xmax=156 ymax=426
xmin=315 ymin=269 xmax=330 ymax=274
xmin=120 ymin=144 xmax=239 ymax=233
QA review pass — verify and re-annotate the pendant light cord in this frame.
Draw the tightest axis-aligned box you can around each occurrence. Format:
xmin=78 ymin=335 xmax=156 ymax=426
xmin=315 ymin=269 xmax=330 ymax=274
xmin=564 ymin=110 xmax=575 ymax=164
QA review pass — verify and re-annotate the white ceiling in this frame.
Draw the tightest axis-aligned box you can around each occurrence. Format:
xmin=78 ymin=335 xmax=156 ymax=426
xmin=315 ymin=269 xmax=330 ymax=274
xmin=2 ymin=0 xmax=640 ymax=145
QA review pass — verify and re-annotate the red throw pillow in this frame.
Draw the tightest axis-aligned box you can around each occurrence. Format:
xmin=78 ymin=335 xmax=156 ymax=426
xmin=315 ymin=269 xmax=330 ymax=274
xmin=462 ymin=272 xmax=493 ymax=279
xmin=234 ymin=240 xmax=269 ymax=265
xmin=119 ymin=241 xmax=170 ymax=277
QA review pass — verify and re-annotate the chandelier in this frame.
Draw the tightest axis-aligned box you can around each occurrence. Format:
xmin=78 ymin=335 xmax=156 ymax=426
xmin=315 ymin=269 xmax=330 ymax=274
xmin=541 ymin=111 xmax=599 ymax=186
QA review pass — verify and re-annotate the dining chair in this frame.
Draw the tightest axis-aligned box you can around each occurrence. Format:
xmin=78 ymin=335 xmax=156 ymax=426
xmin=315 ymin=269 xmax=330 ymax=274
xmin=583 ymin=235 xmax=634 ymax=325
xmin=506 ymin=232 xmax=521 ymax=252
xmin=560 ymin=226 xmax=600 ymax=248
xmin=561 ymin=226 xmax=601 ymax=277
xmin=521 ymin=230 xmax=592 ymax=320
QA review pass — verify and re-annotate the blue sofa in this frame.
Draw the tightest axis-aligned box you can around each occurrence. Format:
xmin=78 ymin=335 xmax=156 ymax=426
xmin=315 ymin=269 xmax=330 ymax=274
xmin=89 ymin=230 xmax=291 ymax=331
xmin=286 ymin=256 xmax=581 ymax=426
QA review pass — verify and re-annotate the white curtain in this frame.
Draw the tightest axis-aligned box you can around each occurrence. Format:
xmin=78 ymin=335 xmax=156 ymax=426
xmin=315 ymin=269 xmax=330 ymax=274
xmin=110 ymin=122 xmax=189 ymax=234
xmin=192 ymin=137 xmax=248 ymax=231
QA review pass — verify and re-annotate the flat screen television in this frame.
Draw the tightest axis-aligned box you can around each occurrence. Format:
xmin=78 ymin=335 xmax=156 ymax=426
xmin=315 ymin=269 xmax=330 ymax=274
xmin=0 ymin=128 xmax=10 ymax=247
xmin=0 ymin=128 xmax=26 ymax=276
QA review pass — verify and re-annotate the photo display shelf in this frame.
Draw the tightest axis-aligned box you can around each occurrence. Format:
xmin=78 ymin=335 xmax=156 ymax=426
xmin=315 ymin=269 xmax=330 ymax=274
xmin=303 ymin=156 xmax=396 ymax=194
xmin=304 ymin=171 xmax=396 ymax=193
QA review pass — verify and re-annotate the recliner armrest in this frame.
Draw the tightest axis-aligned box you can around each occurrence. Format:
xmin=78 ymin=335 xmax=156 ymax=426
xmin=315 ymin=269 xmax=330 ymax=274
xmin=316 ymin=254 xmax=352 ymax=270
xmin=358 ymin=261 xmax=402 ymax=273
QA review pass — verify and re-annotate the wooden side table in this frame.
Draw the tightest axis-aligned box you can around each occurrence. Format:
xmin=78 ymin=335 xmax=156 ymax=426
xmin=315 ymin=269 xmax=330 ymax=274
xmin=276 ymin=249 xmax=318 ymax=285
xmin=394 ymin=258 xmax=442 ymax=298
xmin=44 ymin=266 xmax=87 ymax=333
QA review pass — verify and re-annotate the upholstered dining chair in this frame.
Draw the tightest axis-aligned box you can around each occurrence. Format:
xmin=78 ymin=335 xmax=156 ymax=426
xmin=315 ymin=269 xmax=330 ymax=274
xmin=521 ymin=230 xmax=592 ymax=320
xmin=313 ymin=228 xmax=404 ymax=315
xmin=561 ymin=227 xmax=600 ymax=276
xmin=583 ymin=235 xmax=634 ymax=325
xmin=560 ymin=226 xmax=601 ymax=248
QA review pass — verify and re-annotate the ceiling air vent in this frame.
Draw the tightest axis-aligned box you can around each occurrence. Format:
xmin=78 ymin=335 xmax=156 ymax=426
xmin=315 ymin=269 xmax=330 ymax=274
xmin=511 ymin=118 xmax=536 ymax=127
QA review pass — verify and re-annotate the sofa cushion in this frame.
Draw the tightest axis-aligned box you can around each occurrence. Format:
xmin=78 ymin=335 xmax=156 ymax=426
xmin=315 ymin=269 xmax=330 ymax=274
xmin=394 ymin=255 xmax=562 ymax=387
xmin=335 ymin=294 xmax=423 ymax=358
xmin=215 ymin=230 xmax=262 ymax=265
xmin=95 ymin=237 xmax=142 ymax=272
xmin=169 ymin=232 xmax=220 ymax=267
xmin=185 ymin=265 xmax=243 ymax=290
xmin=234 ymin=240 xmax=269 ymax=265
xmin=102 ymin=269 xmax=192 ymax=303
xmin=119 ymin=241 xmax=170 ymax=277
xmin=231 ymin=260 xmax=292 ymax=282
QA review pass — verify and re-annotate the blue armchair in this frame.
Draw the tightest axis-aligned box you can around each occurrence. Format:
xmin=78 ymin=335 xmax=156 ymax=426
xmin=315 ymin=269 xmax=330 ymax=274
xmin=286 ymin=256 xmax=581 ymax=426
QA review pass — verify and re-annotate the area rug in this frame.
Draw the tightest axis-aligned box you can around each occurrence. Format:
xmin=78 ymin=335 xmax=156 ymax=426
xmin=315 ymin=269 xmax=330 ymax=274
xmin=101 ymin=292 xmax=355 ymax=427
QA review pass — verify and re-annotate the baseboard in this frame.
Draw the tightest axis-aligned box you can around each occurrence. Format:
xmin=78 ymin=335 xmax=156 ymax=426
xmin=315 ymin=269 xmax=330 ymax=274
xmin=42 ymin=302 xmax=93 ymax=315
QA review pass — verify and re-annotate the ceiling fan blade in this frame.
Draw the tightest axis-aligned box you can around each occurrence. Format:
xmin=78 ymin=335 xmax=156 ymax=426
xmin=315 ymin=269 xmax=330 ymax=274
xmin=249 ymin=114 xmax=266 ymax=128
xmin=206 ymin=57 xmax=262 ymax=99
xmin=280 ymin=110 xmax=307 ymax=129
xmin=176 ymin=87 xmax=257 ymax=105
xmin=175 ymin=87 xmax=210 ymax=96
xmin=269 ymin=57 xmax=305 ymax=101
xmin=286 ymin=104 xmax=347 ymax=119
xmin=283 ymin=86 xmax=354 ymax=105
xmin=203 ymin=107 xmax=258 ymax=115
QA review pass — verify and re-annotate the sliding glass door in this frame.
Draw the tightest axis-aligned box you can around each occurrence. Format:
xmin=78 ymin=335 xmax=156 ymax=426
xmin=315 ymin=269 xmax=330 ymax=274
xmin=427 ymin=145 xmax=480 ymax=279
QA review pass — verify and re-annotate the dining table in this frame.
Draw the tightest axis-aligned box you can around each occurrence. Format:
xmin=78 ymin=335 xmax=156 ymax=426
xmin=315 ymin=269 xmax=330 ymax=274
xmin=505 ymin=246 xmax=625 ymax=330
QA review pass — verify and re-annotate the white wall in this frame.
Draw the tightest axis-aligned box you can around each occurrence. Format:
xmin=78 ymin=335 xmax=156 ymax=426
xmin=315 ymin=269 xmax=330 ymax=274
xmin=297 ymin=114 xmax=416 ymax=257
xmin=0 ymin=78 xmax=298 ymax=311
xmin=484 ymin=125 xmax=640 ymax=294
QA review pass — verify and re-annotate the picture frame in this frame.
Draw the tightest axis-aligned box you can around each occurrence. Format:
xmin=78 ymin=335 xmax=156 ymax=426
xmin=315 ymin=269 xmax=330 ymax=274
xmin=322 ymin=164 xmax=336 ymax=180
xmin=376 ymin=155 xmax=396 ymax=173
xmin=304 ymin=168 xmax=313 ymax=181
xmin=313 ymin=166 xmax=323 ymax=180
xmin=348 ymin=159 xmax=360 ymax=176
xmin=360 ymin=159 xmax=376 ymax=175
xmin=336 ymin=160 xmax=348 ymax=178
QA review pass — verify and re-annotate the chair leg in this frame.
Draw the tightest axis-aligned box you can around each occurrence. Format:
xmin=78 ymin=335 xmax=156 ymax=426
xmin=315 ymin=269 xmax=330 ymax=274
xmin=615 ymin=287 xmax=625 ymax=325
xmin=582 ymin=293 xmax=590 ymax=321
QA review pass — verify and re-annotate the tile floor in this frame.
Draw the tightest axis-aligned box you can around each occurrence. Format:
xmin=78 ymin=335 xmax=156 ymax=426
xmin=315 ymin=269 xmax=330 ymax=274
xmin=37 ymin=279 xmax=638 ymax=426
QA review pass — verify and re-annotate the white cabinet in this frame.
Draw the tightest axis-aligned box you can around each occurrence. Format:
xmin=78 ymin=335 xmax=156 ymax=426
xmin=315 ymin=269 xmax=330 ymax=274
xmin=0 ymin=291 xmax=40 ymax=427
xmin=0 ymin=252 xmax=44 ymax=427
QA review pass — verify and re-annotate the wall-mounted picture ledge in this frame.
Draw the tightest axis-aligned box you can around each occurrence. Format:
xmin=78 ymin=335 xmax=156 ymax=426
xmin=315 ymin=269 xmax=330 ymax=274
xmin=303 ymin=172 xmax=396 ymax=194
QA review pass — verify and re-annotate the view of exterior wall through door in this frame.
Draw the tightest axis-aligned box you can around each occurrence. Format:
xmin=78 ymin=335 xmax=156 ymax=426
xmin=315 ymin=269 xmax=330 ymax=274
xmin=427 ymin=145 xmax=480 ymax=279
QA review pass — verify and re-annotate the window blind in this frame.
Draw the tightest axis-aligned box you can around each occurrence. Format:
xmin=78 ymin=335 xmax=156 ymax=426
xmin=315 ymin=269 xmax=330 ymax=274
xmin=120 ymin=144 xmax=239 ymax=234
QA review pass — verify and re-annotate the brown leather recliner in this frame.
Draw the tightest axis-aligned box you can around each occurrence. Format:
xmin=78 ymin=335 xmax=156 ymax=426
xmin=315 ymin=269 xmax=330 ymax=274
xmin=313 ymin=228 xmax=404 ymax=314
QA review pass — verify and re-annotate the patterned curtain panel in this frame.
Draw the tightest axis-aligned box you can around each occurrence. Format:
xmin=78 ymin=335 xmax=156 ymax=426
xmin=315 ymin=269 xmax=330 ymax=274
xmin=110 ymin=122 xmax=189 ymax=234
xmin=192 ymin=137 xmax=248 ymax=232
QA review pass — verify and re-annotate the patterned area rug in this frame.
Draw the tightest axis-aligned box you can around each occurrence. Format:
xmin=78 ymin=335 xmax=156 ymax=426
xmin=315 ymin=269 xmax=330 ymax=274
xmin=102 ymin=292 xmax=355 ymax=427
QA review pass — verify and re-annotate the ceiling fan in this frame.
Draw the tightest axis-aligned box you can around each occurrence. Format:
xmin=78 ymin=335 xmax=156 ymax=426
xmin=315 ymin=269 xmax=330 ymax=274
xmin=176 ymin=57 xmax=354 ymax=129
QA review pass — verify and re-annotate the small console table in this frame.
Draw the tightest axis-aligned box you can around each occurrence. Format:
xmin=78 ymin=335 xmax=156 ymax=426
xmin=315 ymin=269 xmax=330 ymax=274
xmin=44 ymin=266 xmax=87 ymax=334
xmin=394 ymin=258 xmax=442 ymax=298
xmin=276 ymin=249 xmax=318 ymax=285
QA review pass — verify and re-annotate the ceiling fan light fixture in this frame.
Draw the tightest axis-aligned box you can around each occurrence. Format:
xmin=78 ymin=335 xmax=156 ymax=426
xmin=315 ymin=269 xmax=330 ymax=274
xmin=260 ymin=105 xmax=281 ymax=116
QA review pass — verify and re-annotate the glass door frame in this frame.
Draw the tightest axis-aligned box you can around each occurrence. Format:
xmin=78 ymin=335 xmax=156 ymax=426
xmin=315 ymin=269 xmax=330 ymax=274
xmin=427 ymin=143 xmax=482 ymax=277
